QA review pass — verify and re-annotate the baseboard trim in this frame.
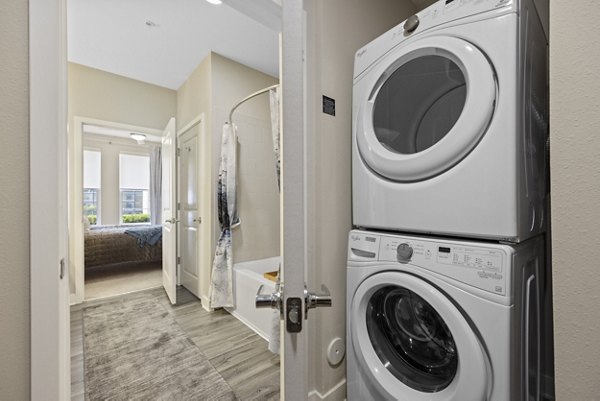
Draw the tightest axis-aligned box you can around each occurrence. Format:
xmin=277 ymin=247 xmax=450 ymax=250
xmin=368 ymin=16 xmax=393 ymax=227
xmin=201 ymin=294 xmax=214 ymax=312
xmin=308 ymin=379 xmax=346 ymax=401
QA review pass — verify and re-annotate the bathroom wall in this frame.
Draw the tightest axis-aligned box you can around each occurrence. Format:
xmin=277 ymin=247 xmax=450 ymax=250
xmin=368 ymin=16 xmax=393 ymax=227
xmin=304 ymin=0 xmax=417 ymax=398
xmin=177 ymin=52 xmax=279 ymax=306
xmin=550 ymin=0 xmax=600 ymax=399
xmin=211 ymin=53 xmax=280 ymax=264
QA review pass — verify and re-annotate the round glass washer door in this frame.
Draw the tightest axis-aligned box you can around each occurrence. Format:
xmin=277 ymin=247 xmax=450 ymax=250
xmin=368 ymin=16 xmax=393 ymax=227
xmin=350 ymin=272 xmax=488 ymax=400
xmin=356 ymin=36 xmax=496 ymax=182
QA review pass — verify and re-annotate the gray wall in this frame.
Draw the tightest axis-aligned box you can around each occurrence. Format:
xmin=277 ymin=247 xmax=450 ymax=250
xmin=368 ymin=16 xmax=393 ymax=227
xmin=0 ymin=0 xmax=30 ymax=399
xmin=550 ymin=0 xmax=600 ymax=398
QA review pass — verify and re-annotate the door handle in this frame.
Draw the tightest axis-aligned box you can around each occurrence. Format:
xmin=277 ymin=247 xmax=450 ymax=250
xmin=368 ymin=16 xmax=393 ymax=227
xmin=305 ymin=284 xmax=332 ymax=312
xmin=255 ymin=283 xmax=283 ymax=312
xmin=255 ymin=281 xmax=332 ymax=334
xmin=164 ymin=218 xmax=180 ymax=224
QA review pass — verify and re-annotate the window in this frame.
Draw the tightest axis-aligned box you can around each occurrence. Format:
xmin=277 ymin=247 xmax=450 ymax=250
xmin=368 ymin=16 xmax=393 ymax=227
xmin=119 ymin=153 xmax=150 ymax=224
xmin=83 ymin=150 xmax=101 ymax=225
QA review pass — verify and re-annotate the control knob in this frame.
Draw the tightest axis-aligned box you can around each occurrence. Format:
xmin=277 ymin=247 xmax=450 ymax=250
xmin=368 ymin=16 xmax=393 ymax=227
xmin=396 ymin=243 xmax=413 ymax=263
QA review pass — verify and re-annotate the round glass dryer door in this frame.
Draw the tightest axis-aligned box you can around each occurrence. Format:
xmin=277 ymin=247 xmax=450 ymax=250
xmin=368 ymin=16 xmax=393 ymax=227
xmin=356 ymin=36 xmax=496 ymax=182
xmin=351 ymin=272 xmax=489 ymax=400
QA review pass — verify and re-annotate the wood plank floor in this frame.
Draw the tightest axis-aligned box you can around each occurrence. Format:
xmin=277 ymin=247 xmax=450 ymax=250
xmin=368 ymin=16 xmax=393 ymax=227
xmin=71 ymin=287 xmax=280 ymax=400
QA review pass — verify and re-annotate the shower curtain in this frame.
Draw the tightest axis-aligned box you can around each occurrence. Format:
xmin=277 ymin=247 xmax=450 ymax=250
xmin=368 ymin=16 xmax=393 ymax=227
xmin=267 ymin=86 xmax=281 ymax=354
xmin=208 ymin=86 xmax=281 ymax=354
xmin=209 ymin=123 xmax=239 ymax=309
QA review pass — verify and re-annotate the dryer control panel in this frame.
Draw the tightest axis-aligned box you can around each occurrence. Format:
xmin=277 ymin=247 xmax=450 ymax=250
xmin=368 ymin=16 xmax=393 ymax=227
xmin=348 ymin=230 xmax=511 ymax=296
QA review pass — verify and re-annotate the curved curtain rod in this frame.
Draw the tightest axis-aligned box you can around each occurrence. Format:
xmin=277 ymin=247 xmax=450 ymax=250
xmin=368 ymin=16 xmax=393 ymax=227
xmin=228 ymin=83 xmax=280 ymax=125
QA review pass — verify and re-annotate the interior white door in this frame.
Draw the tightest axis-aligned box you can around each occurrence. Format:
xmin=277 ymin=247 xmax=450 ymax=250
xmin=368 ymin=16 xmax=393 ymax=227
xmin=281 ymin=1 xmax=308 ymax=399
xmin=178 ymin=124 xmax=202 ymax=298
xmin=162 ymin=117 xmax=177 ymax=304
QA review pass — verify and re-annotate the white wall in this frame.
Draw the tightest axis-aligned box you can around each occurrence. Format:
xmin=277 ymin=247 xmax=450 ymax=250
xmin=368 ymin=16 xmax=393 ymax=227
xmin=304 ymin=1 xmax=417 ymax=398
xmin=550 ymin=0 xmax=600 ymax=399
xmin=0 ymin=0 xmax=30 ymax=398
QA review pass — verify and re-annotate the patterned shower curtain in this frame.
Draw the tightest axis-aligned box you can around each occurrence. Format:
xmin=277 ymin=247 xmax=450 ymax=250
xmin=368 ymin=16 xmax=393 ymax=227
xmin=268 ymin=86 xmax=281 ymax=354
xmin=209 ymin=123 xmax=239 ymax=309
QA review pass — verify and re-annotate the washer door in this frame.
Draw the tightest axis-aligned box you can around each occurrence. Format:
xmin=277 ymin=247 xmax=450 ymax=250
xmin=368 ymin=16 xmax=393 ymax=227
xmin=356 ymin=36 xmax=496 ymax=182
xmin=351 ymin=272 xmax=489 ymax=400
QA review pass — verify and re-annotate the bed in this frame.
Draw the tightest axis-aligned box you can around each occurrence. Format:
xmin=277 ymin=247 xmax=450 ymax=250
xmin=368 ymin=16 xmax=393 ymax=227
xmin=84 ymin=225 xmax=162 ymax=269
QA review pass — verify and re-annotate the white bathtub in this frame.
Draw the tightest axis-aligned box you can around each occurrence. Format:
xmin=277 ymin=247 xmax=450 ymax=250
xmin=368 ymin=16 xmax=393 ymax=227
xmin=226 ymin=256 xmax=280 ymax=340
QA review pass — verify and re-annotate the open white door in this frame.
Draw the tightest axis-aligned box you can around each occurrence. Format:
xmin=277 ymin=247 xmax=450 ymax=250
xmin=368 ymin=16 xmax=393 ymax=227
xmin=162 ymin=117 xmax=177 ymax=304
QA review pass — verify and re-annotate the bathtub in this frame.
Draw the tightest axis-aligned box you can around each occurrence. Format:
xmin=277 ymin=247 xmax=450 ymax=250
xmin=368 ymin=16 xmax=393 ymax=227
xmin=226 ymin=256 xmax=280 ymax=340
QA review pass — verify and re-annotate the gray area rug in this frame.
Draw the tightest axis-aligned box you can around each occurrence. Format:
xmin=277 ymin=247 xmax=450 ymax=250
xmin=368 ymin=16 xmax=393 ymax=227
xmin=84 ymin=291 xmax=236 ymax=401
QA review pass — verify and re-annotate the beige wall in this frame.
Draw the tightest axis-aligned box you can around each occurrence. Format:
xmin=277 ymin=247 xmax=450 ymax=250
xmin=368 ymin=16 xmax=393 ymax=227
xmin=0 ymin=0 xmax=30 ymax=398
xmin=177 ymin=52 xmax=279 ymax=306
xmin=550 ymin=0 xmax=600 ymax=399
xmin=304 ymin=0 xmax=416 ymax=398
xmin=68 ymin=63 xmax=177 ymax=130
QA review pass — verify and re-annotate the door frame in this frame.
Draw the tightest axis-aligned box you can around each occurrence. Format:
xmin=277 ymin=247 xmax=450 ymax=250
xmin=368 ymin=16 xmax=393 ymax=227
xmin=69 ymin=117 xmax=162 ymax=305
xmin=30 ymin=0 xmax=309 ymax=399
xmin=175 ymin=114 xmax=211 ymax=307
xmin=30 ymin=0 xmax=70 ymax=399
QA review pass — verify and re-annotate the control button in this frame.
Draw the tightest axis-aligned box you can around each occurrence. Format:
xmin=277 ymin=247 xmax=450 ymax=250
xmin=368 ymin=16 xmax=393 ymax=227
xmin=404 ymin=15 xmax=419 ymax=33
xmin=396 ymin=243 xmax=413 ymax=262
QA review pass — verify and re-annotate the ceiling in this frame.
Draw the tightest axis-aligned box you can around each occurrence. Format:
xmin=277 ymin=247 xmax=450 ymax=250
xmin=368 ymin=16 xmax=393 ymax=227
xmin=68 ymin=0 xmax=280 ymax=90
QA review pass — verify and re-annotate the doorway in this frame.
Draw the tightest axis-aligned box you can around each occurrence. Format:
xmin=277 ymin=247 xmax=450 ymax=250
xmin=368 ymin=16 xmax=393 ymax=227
xmin=70 ymin=118 xmax=165 ymax=303
xmin=30 ymin=1 xmax=314 ymax=399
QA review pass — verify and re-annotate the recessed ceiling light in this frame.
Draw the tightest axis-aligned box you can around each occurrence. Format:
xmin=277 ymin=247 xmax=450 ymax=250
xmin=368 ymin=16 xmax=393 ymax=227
xmin=205 ymin=0 xmax=223 ymax=4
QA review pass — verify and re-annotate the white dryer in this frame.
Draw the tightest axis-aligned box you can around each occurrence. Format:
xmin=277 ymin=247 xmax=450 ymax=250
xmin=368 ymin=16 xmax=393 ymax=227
xmin=352 ymin=0 xmax=549 ymax=242
xmin=346 ymin=230 xmax=544 ymax=401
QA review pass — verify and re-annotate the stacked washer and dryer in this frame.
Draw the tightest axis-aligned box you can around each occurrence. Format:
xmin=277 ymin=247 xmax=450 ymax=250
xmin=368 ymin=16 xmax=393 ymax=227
xmin=347 ymin=0 xmax=550 ymax=400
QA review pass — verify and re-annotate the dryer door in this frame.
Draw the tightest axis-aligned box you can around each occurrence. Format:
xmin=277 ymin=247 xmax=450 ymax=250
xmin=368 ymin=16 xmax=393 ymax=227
xmin=350 ymin=271 xmax=489 ymax=400
xmin=356 ymin=36 xmax=496 ymax=182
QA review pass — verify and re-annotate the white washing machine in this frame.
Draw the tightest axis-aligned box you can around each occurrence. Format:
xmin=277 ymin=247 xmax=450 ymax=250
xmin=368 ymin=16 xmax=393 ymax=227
xmin=352 ymin=0 xmax=549 ymax=242
xmin=346 ymin=230 xmax=544 ymax=401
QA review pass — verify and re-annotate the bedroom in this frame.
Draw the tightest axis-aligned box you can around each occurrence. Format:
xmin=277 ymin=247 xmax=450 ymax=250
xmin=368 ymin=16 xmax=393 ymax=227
xmin=81 ymin=124 xmax=164 ymax=299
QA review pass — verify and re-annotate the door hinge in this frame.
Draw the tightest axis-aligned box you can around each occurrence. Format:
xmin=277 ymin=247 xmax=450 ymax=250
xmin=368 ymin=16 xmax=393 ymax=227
xmin=177 ymin=256 xmax=181 ymax=265
xmin=176 ymin=148 xmax=181 ymax=157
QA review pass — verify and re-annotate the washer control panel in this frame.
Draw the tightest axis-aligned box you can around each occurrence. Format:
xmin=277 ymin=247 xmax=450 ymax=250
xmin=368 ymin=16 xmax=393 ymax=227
xmin=349 ymin=231 xmax=509 ymax=296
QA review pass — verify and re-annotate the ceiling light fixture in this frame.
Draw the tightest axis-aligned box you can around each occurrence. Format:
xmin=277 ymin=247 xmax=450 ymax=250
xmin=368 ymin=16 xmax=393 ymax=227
xmin=205 ymin=0 xmax=223 ymax=5
xmin=130 ymin=133 xmax=147 ymax=144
